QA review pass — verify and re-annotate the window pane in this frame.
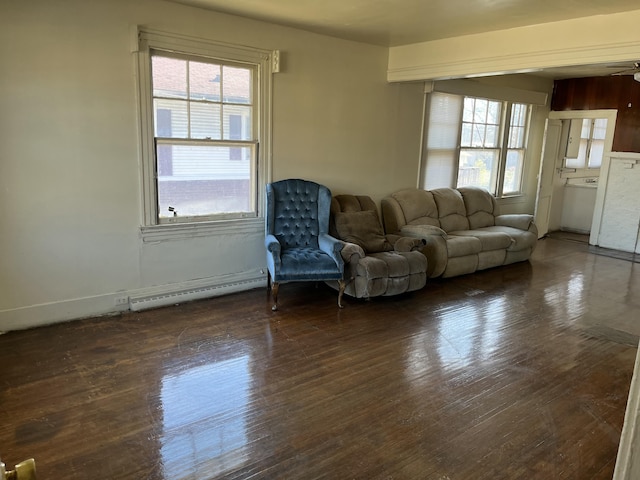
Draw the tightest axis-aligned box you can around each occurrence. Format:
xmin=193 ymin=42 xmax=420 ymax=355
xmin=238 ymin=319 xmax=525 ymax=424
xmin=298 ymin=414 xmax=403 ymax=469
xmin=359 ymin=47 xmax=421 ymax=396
xmin=473 ymin=99 xmax=488 ymax=123
xmin=487 ymin=101 xmax=500 ymax=125
xmin=152 ymin=56 xmax=187 ymax=99
xmin=581 ymin=118 xmax=591 ymax=138
xmin=457 ymin=149 xmax=499 ymax=191
xmin=189 ymin=61 xmax=220 ymax=101
xmin=223 ymin=66 xmax=252 ymax=104
xmin=503 ymin=149 xmax=524 ymax=194
xmin=471 ymin=124 xmax=485 ymax=147
xmin=157 ymin=144 xmax=254 ymax=218
xmin=508 ymin=126 xmax=524 ymax=148
xmin=566 ymin=139 xmax=588 ymax=169
xmin=190 ymin=102 xmax=221 ymax=139
xmin=460 ymin=123 xmax=472 ymax=146
xmin=222 ymin=105 xmax=252 ymax=140
xmin=463 ymin=97 xmax=475 ymax=122
xmin=154 ymin=99 xmax=188 ymax=138
xmin=485 ymin=125 xmax=499 ymax=147
xmin=589 ymin=140 xmax=605 ymax=168
xmin=592 ymin=118 xmax=607 ymax=140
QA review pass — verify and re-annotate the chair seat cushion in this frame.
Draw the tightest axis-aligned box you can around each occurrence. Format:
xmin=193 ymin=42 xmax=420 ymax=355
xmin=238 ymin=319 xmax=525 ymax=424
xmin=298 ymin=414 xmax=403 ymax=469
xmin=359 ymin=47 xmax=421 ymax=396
xmin=277 ymin=247 xmax=342 ymax=281
xmin=334 ymin=210 xmax=393 ymax=253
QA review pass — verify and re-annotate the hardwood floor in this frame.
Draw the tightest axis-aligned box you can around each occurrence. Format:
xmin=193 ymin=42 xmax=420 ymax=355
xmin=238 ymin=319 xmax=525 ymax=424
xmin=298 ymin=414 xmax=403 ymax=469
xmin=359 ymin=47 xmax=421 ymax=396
xmin=2 ymin=237 xmax=640 ymax=479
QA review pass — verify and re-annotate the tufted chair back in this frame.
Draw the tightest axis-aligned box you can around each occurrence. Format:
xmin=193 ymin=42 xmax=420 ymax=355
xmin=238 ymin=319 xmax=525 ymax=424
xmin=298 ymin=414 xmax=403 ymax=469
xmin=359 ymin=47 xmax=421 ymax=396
xmin=266 ymin=179 xmax=331 ymax=250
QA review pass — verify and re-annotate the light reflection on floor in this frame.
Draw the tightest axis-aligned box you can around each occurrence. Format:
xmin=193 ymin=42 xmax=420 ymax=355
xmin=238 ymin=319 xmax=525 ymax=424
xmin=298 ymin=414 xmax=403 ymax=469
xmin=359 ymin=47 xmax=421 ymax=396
xmin=160 ymin=355 xmax=251 ymax=479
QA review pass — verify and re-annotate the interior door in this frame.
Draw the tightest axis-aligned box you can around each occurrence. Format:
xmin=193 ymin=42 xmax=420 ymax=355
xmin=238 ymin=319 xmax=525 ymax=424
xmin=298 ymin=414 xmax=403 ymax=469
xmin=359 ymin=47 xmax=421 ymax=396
xmin=534 ymin=119 xmax=562 ymax=238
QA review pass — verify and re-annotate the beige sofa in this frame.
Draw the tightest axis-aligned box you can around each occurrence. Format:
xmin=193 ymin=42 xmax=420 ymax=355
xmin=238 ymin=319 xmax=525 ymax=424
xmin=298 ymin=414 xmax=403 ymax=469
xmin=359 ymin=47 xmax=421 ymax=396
xmin=381 ymin=187 xmax=538 ymax=278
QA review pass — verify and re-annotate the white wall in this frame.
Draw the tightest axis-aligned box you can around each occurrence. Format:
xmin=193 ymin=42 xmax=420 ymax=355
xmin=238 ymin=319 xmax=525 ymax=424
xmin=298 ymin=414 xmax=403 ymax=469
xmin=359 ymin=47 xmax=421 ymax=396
xmin=0 ymin=0 xmax=425 ymax=330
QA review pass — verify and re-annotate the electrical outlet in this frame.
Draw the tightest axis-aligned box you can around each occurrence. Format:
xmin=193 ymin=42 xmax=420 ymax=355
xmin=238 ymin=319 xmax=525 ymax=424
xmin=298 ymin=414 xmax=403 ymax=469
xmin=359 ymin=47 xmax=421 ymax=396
xmin=115 ymin=296 xmax=129 ymax=306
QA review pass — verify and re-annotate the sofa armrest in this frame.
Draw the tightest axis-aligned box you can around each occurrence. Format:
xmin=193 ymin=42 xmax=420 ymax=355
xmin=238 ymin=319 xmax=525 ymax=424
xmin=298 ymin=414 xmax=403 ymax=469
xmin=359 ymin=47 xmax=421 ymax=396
xmin=495 ymin=214 xmax=535 ymax=232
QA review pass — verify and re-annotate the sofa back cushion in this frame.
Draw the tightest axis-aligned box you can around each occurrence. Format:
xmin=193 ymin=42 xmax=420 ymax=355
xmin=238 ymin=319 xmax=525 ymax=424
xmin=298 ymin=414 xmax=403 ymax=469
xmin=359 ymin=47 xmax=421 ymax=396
xmin=391 ymin=189 xmax=440 ymax=227
xmin=432 ymin=188 xmax=470 ymax=232
xmin=459 ymin=186 xmax=498 ymax=229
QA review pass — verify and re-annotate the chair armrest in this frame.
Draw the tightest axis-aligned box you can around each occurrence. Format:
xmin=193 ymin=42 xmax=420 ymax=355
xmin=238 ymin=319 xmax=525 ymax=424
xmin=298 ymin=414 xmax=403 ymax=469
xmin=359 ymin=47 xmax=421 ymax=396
xmin=394 ymin=237 xmax=426 ymax=252
xmin=265 ymin=234 xmax=281 ymax=255
xmin=495 ymin=214 xmax=535 ymax=231
xmin=318 ymin=233 xmax=345 ymax=268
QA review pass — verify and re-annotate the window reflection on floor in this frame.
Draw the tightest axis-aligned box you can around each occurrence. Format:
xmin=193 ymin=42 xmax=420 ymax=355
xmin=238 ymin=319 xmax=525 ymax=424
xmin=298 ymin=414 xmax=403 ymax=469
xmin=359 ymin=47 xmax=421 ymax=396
xmin=160 ymin=355 xmax=251 ymax=479
xmin=405 ymin=296 xmax=507 ymax=384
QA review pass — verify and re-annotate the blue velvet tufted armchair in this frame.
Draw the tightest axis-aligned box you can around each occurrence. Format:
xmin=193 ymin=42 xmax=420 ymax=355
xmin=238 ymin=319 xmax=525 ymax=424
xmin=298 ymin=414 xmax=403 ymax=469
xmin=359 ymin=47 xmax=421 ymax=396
xmin=265 ymin=179 xmax=346 ymax=311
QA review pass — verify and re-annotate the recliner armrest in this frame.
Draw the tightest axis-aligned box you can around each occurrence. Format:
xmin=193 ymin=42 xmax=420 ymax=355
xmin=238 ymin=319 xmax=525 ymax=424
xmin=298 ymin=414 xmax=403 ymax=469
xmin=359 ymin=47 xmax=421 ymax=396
xmin=394 ymin=237 xmax=427 ymax=252
xmin=340 ymin=241 xmax=366 ymax=262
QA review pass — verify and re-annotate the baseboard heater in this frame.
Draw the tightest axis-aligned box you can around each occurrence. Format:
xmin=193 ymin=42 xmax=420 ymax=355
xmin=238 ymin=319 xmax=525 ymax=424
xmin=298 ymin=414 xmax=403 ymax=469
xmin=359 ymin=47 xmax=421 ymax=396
xmin=129 ymin=275 xmax=264 ymax=312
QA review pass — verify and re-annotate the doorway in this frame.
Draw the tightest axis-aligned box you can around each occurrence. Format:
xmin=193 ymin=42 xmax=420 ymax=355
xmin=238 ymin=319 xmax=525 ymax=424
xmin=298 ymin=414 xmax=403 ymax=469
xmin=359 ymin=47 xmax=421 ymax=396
xmin=534 ymin=110 xmax=617 ymax=245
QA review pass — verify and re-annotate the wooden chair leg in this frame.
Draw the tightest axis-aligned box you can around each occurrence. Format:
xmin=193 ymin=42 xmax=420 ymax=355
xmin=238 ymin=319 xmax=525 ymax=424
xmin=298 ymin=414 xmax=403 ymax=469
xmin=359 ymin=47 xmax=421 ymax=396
xmin=337 ymin=280 xmax=346 ymax=309
xmin=271 ymin=282 xmax=279 ymax=311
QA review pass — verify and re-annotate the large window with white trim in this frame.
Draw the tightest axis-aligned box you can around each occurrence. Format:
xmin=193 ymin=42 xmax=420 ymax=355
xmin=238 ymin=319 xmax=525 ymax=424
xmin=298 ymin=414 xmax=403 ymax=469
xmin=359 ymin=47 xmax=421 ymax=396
xmin=422 ymin=92 xmax=531 ymax=197
xmin=136 ymin=29 xmax=272 ymax=228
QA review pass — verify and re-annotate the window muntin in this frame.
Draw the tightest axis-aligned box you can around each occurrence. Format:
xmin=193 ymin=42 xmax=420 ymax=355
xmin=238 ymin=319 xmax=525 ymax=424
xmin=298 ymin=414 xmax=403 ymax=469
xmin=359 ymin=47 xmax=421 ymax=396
xmin=150 ymin=51 xmax=257 ymax=223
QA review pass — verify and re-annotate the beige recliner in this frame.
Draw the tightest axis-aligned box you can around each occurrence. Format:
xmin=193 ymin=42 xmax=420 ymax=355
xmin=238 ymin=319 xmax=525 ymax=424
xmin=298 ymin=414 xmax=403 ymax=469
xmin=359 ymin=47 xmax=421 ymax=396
xmin=327 ymin=194 xmax=427 ymax=299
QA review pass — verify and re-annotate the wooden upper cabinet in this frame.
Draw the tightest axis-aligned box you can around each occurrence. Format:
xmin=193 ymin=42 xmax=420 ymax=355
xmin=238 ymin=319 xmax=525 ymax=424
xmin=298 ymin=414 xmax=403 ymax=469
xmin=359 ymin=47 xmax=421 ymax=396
xmin=552 ymin=76 xmax=640 ymax=153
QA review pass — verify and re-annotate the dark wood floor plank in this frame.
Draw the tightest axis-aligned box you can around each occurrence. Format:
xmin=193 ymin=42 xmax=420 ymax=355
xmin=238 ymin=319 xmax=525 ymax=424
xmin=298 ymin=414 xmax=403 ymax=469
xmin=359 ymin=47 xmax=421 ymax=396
xmin=1 ymin=236 xmax=638 ymax=479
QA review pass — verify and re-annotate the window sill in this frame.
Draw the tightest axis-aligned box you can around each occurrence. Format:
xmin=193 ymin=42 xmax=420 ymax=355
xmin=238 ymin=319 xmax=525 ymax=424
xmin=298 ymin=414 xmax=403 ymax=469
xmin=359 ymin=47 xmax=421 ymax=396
xmin=497 ymin=194 xmax=525 ymax=205
xmin=141 ymin=217 xmax=264 ymax=243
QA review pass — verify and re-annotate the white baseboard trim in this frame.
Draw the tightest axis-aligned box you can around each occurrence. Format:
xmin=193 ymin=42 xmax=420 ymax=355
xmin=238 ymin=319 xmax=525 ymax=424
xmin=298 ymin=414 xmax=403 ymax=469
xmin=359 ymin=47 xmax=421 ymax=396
xmin=0 ymin=270 xmax=266 ymax=332
xmin=129 ymin=271 xmax=265 ymax=311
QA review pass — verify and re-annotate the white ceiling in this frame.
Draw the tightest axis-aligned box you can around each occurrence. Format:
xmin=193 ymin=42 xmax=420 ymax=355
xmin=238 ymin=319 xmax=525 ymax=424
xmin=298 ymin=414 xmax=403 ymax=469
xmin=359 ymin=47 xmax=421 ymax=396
xmin=167 ymin=0 xmax=640 ymax=78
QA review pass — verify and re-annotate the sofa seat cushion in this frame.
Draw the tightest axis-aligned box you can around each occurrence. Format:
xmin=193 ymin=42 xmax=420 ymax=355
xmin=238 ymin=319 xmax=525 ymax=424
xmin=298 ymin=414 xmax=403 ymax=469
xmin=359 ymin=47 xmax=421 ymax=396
xmin=445 ymin=235 xmax=482 ymax=257
xmin=449 ymin=229 xmax=513 ymax=251
xmin=481 ymin=226 xmax=537 ymax=252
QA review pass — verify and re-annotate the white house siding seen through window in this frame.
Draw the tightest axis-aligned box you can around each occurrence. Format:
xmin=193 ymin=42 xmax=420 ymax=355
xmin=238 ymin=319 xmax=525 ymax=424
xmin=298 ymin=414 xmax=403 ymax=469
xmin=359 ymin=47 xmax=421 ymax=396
xmin=422 ymin=92 xmax=531 ymax=197
xmin=151 ymin=52 xmax=257 ymax=222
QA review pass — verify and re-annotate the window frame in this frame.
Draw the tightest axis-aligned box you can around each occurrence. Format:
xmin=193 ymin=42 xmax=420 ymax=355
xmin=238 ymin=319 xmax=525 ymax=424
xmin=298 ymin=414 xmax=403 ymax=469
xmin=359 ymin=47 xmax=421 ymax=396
xmin=134 ymin=28 xmax=273 ymax=239
xmin=456 ymin=96 xmax=531 ymax=197
xmin=421 ymin=91 xmax=532 ymax=198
